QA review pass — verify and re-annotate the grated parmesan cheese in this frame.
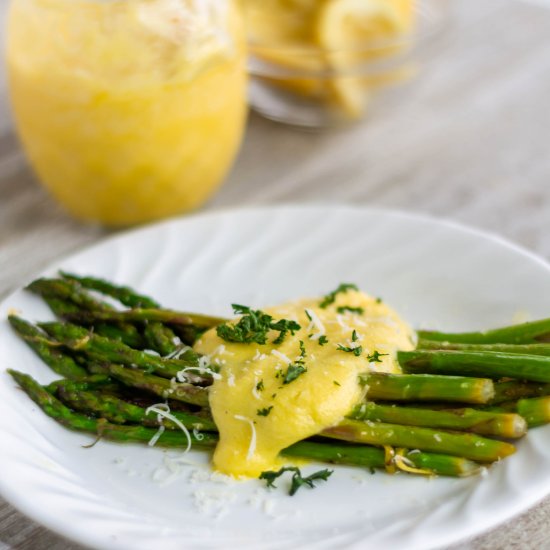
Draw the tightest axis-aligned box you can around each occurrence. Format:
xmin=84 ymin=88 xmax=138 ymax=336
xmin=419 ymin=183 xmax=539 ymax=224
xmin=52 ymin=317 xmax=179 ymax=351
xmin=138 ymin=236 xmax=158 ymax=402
xmin=234 ymin=415 xmax=256 ymax=460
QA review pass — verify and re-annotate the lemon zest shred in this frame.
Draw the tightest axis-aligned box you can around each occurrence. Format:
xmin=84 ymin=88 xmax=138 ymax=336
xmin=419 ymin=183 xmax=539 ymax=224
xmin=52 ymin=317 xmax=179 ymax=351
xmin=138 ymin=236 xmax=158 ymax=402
xmin=394 ymin=448 xmax=434 ymax=476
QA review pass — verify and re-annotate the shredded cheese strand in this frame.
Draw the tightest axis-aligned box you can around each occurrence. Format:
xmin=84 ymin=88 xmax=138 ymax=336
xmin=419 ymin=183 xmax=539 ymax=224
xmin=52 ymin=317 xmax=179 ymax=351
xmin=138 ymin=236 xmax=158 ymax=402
xmin=146 ymin=404 xmax=193 ymax=453
xmin=234 ymin=415 xmax=257 ymax=461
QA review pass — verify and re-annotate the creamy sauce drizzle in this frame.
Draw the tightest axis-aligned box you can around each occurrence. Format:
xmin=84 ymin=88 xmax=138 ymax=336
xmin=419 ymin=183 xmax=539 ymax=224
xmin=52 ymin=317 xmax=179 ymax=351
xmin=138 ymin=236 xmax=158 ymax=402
xmin=194 ymin=290 xmax=415 ymax=477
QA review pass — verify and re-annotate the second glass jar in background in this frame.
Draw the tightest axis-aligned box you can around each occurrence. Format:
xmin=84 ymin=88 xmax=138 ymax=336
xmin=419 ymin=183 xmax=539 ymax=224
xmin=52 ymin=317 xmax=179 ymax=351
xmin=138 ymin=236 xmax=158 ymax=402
xmin=244 ymin=0 xmax=448 ymax=128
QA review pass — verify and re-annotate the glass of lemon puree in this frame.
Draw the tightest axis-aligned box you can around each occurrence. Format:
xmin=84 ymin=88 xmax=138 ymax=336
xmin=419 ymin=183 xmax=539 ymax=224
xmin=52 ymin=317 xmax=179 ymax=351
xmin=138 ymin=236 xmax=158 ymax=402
xmin=244 ymin=0 xmax=448 ymax=127
xmin=6 ymin=0 xmax=247 ymax=226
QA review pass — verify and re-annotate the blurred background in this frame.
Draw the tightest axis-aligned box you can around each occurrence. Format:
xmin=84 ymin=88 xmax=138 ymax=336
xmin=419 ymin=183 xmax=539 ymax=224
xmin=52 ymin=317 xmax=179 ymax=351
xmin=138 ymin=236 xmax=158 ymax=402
xmin=1 ymin=1 xmax=550 ymax=544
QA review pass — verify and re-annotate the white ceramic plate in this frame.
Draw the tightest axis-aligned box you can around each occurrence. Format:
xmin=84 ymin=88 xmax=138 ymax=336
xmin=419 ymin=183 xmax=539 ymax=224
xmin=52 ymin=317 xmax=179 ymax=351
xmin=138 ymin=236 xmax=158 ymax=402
xmin=1 ymin=206 xmax=550 ymax=550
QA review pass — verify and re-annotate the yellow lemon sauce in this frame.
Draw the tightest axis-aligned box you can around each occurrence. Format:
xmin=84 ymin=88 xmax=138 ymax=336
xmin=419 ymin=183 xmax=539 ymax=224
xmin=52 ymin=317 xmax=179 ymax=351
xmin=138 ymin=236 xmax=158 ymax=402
xmin=194 ymin=289 xmax=415 ymax=477
xmin=7 ymin=0 xmax=247 ymax=225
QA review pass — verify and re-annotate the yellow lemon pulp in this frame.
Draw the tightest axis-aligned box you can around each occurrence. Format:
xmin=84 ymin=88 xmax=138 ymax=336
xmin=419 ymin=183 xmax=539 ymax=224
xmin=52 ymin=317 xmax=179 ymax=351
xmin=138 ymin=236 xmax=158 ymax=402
xmin=244 ymin=0 xmax=415 ymax=119
xmin=194 ymin=289 xmax=415 ymax=478
xmin=7 ymin=0 xmax=247 ymax=226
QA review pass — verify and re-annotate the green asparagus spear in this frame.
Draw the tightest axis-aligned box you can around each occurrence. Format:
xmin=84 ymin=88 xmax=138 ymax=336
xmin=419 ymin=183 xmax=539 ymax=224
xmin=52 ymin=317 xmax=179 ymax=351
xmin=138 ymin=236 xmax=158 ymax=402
xmin=399 ymin=349 xmax=550 ymax=383
xmin=27 ymin=278 xmax=113 ymax=311
xmin=282 ymin=441 xmax=481 ymax=477
xmin=322 ymin=419 xmax=515 ymax=462
xmin=360 ymin=372 xmax=494 ymax=404
xmin=63 ymin=309 xmax=226 ymax=329
xmin=143 ymin=322 xmax=179 ymax=356
xmin=8 ymin=369 xmax=216 ymax=448
xmin=349 ymin=401 xmax=526 ymax=438
xmin=60 ymin=272 xmax=160 ymax=308
xmin=418 ymin=340 xmax=550 ymax=357
xmin=9 ymin=370 xmax=480 ymax=477
xmin=60 ymin=272 xmax=182 ymax=356
xmin=485 ymin=397 xmax=550 ymax=428
xmin=490 ymin=380 xmax=550 ymax=404
xmin=45 ymin=375 xmax=118 ymax=394
xmin=31 ymin=278 xmax=145 ymax=348
xmin=106 ymin=364 xmax=210 ymax=407
xmin=8 ymin=316 xmax=88 ymax=379
xmin=38 ymin=322 xmax=208 ymax=381
xmin=56 ymin=386 xmax=216 ymax=430
xmin=417 ymin=318 xmax=550 ymax=345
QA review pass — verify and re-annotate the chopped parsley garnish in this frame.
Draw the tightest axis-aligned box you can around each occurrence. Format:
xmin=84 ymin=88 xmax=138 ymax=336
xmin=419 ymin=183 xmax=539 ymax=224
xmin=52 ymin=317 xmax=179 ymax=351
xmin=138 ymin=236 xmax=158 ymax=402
xmin=333 ymin=380 xmax=341 ymax=386
xmin=256 ymin=379 xmax=264 ymax=392
xmin=337 ymin=343 xmax=363 ymax=357
xmin=282 ymin=340 xmax=307 ymax=384
xmin=337 ymin=331 xmax=362 ymax=356
xmin=319 ymin=283 xmax=359 ymax=308
xmin=375 ymin=297 xmax=383 ymax=304
xmin=283 ymin=363 xmax=307 ymax=384
xmin=216 ymin=304 xmax=300 ymax=345
xmin=367 ymin=350 xmax=389 ymax=363
xmin=318 ymin=335 xmax=329 ymax=346
xmin=336 ymin=306 xmax=364 ymax=315
xmin=259 ymin=466 xmax=333 ymax=496
xmin=257 ymin=406 xmax=273 ymax=417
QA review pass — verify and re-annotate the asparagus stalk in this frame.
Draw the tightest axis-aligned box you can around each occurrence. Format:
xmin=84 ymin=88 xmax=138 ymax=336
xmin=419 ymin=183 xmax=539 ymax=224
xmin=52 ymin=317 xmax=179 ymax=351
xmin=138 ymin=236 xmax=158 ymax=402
xmin=9 ymin=370 xmax=480 ymax=477
xmin=360 ymin=372 xmax=495 ymax=404
xmin=63 ymin=309 xmax=226 ymax=329
xmin=106 ymin=364 xmax=210 ymax=407
xmin=8 ymin=369 xmax=216 ymax=448
xmin=418 ymin=340 xmax=550 ymax=357
xmin=485 ymin=397 xmax=550 ymax=428
xmin=56 ymin=386 xmax=216 ymax=430
xmin=490 ymin=380 xmax=550 ymax=404
xmin=323 ymin=419 xmax=515 ymax=462
xmin=517 ymin=397 xmax=550 ymax=427
xmin=60 ymin=272 xmax=189 ymax=355
xmin=27 ymin=278 xmax=113 ymax=312
xmin=143 ymin=323 xmax=179 ymax=357
xmin=60 ymin=272 xmax=160 ymax=309
xmin=45 ymin=375 xmax=116 ymax=394
xmin=38 ymin=322 xmax=208 ymax=382
xmin=8 ymin=316 xmax=88 ymax=379
xmin=349 ymin=402 xmax=526 ymax=438
xmin=417 ymin=318 xmax=550 ymax=345
xmin=282 ymin=441 xmax=481 ymax=477
xmin=399 ymin=349 xmax=550 ymax=383
xmin=30 ymin=279 xmax=145 ymax=348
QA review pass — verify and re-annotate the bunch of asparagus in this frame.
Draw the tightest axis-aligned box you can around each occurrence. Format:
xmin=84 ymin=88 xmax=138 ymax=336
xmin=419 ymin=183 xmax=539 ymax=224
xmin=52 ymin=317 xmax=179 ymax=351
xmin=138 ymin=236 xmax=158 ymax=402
xmin=7 ymin=273 xmax=550 ymax=481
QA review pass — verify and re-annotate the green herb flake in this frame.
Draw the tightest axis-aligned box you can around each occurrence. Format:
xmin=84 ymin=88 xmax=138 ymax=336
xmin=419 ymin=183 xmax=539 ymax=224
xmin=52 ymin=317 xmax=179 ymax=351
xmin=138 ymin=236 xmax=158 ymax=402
xmin=259 ymin=466 xmax=333 ymax=496
xmin=319 ymin=283 xmax=359 ymax=309
xmin=318 ymin=335 xmax=329 ymax=346
xmin=282 ymin=340 xmax=307 ymax=385
xmin=333 ymin=380 xmax=341 ymax=387
xmin=375 ymin=297 xmax=383 ymax=304
xmin=337 ymin=343 xmax=363 ymax=357
xmin=216 ymin=304 xmax=301 ymax=345
xmin=336 ymin=306 xmax=364 ymax=315
xmin=257 ymin=406 xmax=273 ymax=417
xmin=283 ymin=363 xmax=307 ymax=384
xmin=256 ymin=379 xmax=264 ymax=392
xmin=367 ymin=350 xmax=389 ymax=363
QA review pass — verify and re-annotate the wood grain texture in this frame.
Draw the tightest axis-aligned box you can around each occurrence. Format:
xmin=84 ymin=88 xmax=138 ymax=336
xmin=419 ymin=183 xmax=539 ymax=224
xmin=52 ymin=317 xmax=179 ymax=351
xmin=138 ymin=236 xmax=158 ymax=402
xmin=1 ymin=0 xmax=550 ymax=548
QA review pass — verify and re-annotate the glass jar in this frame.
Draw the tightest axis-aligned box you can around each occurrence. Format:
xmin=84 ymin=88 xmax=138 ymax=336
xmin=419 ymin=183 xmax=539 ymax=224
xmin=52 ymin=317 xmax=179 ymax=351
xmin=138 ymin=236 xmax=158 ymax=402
xmin=7 ymin=0 xmax=247 ymax=226
xmin=244 ymin=0 xmax=447 ymax=128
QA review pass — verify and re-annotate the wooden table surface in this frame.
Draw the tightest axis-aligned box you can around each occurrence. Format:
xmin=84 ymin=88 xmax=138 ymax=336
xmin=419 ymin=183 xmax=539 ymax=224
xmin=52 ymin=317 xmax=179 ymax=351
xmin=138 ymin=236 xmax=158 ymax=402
xmin=1 ymin=0 xmax=550 ymax=548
